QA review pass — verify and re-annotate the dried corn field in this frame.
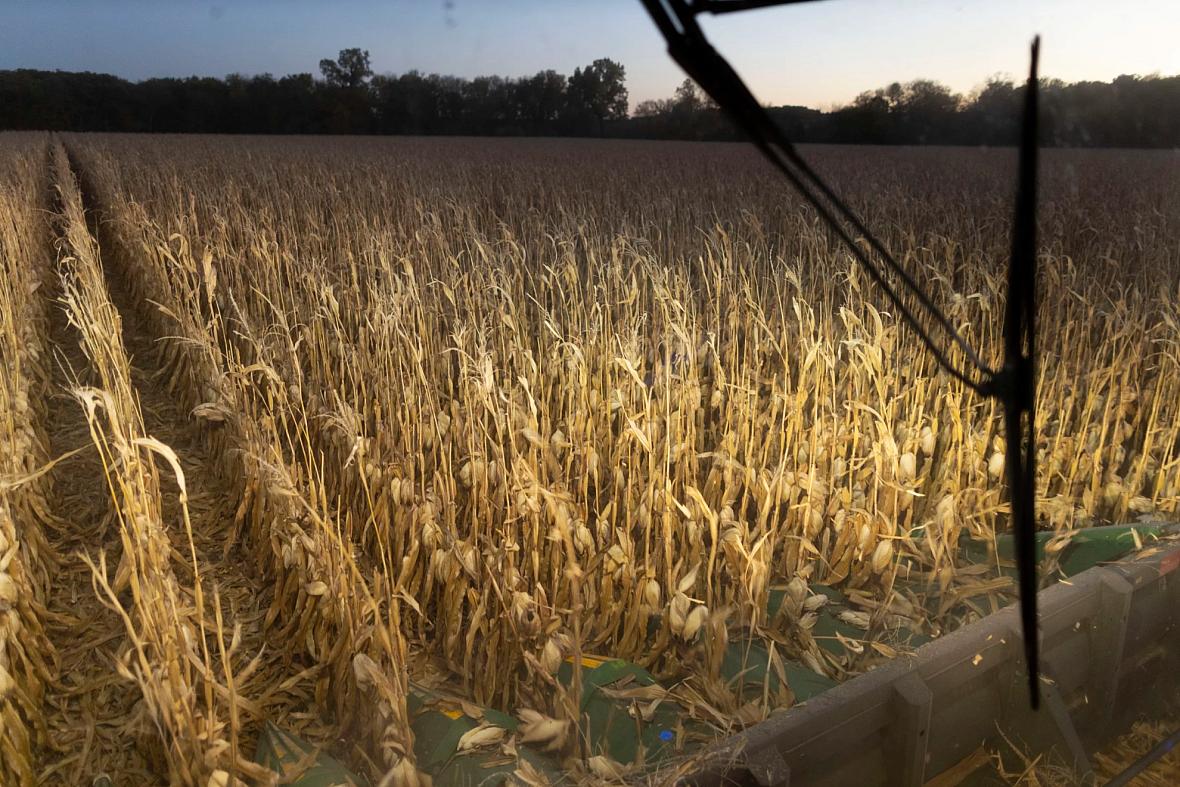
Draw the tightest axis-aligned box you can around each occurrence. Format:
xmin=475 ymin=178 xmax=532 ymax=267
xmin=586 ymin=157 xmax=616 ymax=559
xmin=1 ymin=131 xmax=1179 ymax=786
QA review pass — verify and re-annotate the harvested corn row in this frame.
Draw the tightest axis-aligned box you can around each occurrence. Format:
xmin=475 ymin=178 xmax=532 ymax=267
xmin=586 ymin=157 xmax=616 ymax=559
xmin=50 ymin=144 xmax=258 ymax=785
xmin=77 ymin=146 xmax=421 ymax=784
xmin=0 ymin=135 xmax=57 ymax=787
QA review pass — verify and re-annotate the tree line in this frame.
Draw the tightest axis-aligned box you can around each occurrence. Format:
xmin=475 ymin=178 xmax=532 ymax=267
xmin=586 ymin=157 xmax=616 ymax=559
xmin=0 ymin=49 xmax=628 ymax=137
xmin=629 ymin=75 xmax=1180 ymax=148
xmin=2 ymin=48 xmax=1177 ymax=147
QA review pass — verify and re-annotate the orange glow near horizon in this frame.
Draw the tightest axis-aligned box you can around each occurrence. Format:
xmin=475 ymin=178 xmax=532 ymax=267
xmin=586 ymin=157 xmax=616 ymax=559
xmin=698 ymin=0 xmax=1180 ymax=110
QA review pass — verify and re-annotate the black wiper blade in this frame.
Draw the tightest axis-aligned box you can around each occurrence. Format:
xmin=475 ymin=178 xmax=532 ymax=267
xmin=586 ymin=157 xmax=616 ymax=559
xmin=640 ymin=0 xmax=1042 ymax=707
xmin=1005 ymin=35 xmax=1041 ymax=709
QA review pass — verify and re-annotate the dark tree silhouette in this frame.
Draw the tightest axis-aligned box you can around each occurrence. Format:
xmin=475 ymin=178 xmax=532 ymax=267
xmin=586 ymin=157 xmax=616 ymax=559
xmin=318 ymin=48 xmax=373 ymax=89
xmin=633 ymin=98 xmax=674 ymax=118
xmin=673 ymin=78 xmax=711 ymax=114
xmin=515 ymin=70 xmax=568 ymax=134
xmin=896 ymin=79 xmax=961 ymax=143
xmin=2 ymin=53 xmax=1178 ymax=147
xmin=965 ymin=78 xmax=1021 ymax=145
xmin=316 ymin=49 xmax=374 ymax=134
xmin=566 ymin=58 xmax=629 ymax=136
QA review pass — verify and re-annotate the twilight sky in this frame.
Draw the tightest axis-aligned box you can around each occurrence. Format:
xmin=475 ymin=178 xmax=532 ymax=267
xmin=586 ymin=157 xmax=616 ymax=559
xmin=1 ymin=0 xmax=1177 ymax=110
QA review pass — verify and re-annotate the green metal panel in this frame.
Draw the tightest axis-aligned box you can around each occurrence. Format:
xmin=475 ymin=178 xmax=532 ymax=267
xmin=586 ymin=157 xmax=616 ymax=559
xmin=253 ymin=722 xmax=368 ymax=787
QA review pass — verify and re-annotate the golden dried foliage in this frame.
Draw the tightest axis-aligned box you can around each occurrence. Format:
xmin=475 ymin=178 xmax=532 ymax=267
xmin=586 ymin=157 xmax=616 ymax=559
xmin=0 ymin=131 xmax=1177 ymax=783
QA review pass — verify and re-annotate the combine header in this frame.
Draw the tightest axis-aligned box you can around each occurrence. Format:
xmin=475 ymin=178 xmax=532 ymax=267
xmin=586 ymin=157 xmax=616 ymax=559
xmin=682 ymin=527 xmax=1180 ymax=785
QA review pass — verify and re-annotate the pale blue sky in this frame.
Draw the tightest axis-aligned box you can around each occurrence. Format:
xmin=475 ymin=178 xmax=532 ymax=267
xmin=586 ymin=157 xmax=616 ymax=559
xmin=0 ymin=0 xmax=1176 ymax=109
